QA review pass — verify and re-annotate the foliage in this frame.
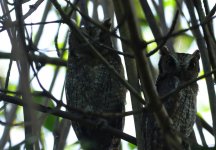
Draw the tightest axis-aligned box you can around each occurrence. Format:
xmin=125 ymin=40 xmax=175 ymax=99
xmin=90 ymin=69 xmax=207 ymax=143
xmin=0 ymin=0 xmax=215 ymax=149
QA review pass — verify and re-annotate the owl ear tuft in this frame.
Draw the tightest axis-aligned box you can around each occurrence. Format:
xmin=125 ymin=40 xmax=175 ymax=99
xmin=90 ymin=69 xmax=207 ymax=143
xmin=160 ymin=46 xmax=170 ymax=55
xmin=192 ymin=50 xmax=200 ymax=60
xmin=103 ymin=18 xmax=112 ymax=29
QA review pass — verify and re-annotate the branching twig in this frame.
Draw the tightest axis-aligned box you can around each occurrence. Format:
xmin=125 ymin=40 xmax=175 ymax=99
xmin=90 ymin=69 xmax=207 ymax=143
xmin=146 ymin=10 xmax=179 ymax=57
xmin=0 ymin=52 xmax=67 ymax=66
xmin=145 ymin=15 xmax=216 ymax=45
xmin=0 ymin=93 xmax=137 ymax=145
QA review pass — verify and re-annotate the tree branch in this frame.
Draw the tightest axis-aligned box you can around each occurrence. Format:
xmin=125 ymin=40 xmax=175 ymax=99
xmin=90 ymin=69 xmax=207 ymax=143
xmin=0 ymin=92 xmax=137 ymax=145
xmin=0 ymin=52 xmax=67 ymax=66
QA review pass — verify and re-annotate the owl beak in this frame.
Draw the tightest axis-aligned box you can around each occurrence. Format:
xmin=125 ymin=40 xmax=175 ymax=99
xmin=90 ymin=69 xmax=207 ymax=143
xmin=178 ymin=64 xmax=186 ymax=76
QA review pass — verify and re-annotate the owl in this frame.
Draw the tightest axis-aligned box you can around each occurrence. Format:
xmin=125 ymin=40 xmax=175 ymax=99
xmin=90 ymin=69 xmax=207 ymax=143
xmin=65 ymin=19 xmax=126 ymax=150
xmin=143 ymin=47 xmax=200 ymax=150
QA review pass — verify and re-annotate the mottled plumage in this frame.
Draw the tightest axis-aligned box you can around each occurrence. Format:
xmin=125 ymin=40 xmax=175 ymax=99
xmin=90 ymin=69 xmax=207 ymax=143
xmin=144 ymin=47 xmax=200 ymax=150
xmin=65 ymin=19 xmax=126 ymax=150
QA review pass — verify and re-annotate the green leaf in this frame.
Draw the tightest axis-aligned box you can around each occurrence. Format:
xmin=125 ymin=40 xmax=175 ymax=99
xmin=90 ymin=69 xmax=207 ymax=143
xmin=63 ymin=50 xmax=69 ymax=61
xmin=174 ymin=34 xmax=194 ymax=52
xmin=56 ymin=42 xmax=65 ymax=49
xmin=44 ymin=115 xmax=57 ymax=131
xmin=134 ymin=0 xmax=145 ymax=19
xmin=199 ymin=70 xmax=204 ymax=77
xmin=32 ymin=96 xmax=56 ymax=131
xmin=7 ymin=83 xmax=18 ymax=96
xmin=32 ymin=96 xmax=54 ymax=108
xmin=163 ymin=0 xmax=176 ymax=7
xmin=198 ymin=105 xmax=210 ymax=114
xmin=128 ymin=142 xmax=137 ymax=150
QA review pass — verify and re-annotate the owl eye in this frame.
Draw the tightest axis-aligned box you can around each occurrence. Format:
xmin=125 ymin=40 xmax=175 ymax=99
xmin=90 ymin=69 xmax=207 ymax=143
xmin=188 ymin=61 xmax=196 ymax=70
xmin=167 ymin=58 xmax=176 ymax=68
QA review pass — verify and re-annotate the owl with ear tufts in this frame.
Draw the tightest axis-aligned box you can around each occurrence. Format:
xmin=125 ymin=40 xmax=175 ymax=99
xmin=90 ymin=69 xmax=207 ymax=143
xmin=144 ymin=47 xmax=200 ymax=150
xmin=65 ymin=19 xmax=126 ymax=150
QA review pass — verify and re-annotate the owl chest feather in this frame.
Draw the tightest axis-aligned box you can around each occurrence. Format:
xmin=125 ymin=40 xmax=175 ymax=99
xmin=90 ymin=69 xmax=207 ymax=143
xmin=156 ymin=75 xmax=198 ymax=134
xmin=169 ymin=86 xmax=197 ymax=136
xmin=66 ymin=55 xmax=125 ymax=112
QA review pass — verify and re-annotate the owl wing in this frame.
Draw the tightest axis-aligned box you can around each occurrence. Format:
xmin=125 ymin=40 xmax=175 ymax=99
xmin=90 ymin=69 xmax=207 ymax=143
xmin=91 ymin=59 xmax=125 ymax=149
xmin=156 ymin=75 xmax=180 ymax=97
xmin=156 ymin=75 xmax=180 ymax=114
xmin=143 ymin=75 xmax=180 ymax=150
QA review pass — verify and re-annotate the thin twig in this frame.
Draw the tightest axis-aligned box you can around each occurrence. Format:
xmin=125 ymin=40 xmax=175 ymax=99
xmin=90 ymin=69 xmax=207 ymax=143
xmin=146 ymin=10 xmax=179 ymax=57
xmin=161 ymin=69 xmax=216 ymax=101
xmin=0 ymin=93 xmax=137 ymax=145
xmin=145 ymin=15 xmax=216 ymax=45
xmin=0 ymin=52 xmax=67 ymax=66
